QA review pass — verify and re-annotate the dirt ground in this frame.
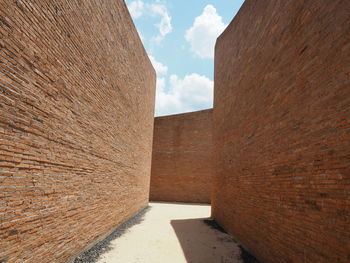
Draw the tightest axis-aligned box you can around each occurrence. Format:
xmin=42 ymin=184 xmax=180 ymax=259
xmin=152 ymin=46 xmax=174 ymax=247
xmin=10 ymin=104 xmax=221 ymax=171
xmin=94 ymin=202 xmax=244 ymax=263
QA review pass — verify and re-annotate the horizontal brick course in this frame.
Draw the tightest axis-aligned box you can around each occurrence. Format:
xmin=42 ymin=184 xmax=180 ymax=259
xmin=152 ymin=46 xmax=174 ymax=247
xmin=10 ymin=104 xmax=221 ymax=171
xmin=150 ymin=110 xmax=213 ymax=203
xmin=212 ymin=0 xmax=350 ymax=262
xmin=0 ymin=0 xmax=155 ymax=262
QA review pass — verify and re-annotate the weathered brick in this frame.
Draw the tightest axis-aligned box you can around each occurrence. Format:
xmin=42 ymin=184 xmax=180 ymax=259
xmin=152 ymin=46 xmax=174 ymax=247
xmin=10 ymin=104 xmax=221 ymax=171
xmin=150 ymin=110 xmax=213 ymax=203
xmin=0 ymin=0 xmax=155 ymax=262
xmin=212 ymin=0 xmax=350 ymax=262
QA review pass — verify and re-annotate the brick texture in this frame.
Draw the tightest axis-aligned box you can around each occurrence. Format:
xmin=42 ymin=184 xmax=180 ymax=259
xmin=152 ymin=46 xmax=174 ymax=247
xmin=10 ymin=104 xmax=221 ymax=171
xmin=0 ymin=0 xmax=155 ymax=262
xmin=150 ymin=110 xmax=213 ymax=204
xmin=212 ymin=0 xmax=350 ymax=262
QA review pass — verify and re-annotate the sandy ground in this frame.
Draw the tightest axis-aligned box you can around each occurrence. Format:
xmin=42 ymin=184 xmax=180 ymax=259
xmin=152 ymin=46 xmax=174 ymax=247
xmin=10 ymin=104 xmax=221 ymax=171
xmin=96 ymin=202 xmax=243 ymax=263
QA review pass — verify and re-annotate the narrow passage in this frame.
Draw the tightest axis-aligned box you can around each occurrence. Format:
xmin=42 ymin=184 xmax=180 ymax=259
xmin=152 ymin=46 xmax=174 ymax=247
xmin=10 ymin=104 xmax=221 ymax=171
xmin=91 ymin=202 xmax=244 ymax=263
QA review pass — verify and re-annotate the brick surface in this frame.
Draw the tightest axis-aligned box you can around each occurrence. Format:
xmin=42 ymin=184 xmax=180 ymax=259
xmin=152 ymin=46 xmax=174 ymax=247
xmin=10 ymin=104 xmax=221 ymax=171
xmin=150 ymin=110 xmax=213 ymax=203
xmin=0 ymin=0 xmax=155 ymax=262
xmin=212 ymin=0 xmax=350 ymax=262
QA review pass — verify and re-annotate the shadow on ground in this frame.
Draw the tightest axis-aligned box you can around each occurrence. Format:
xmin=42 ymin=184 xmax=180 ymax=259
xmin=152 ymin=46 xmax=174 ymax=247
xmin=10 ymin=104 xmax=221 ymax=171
xmin=73 ymin=206 xmax=151 ymax=263
xmin=171 ymin=218 xmax=260 ymax=263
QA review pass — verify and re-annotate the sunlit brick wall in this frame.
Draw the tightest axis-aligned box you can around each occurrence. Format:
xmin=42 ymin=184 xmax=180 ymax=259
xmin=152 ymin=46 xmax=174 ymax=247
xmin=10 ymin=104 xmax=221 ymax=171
xmin=0 ymin=0 xmax=155 ymax=262
xmin=212 ymin=0 xmax=350 ymax=262
xmin=150 ymin=110 xmax=213 ymax=204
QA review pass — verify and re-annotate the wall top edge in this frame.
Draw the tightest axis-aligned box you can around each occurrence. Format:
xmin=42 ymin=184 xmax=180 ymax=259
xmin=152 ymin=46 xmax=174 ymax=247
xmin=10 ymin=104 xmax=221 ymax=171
xmin=155 ymin=108 xmax=213 ymax=119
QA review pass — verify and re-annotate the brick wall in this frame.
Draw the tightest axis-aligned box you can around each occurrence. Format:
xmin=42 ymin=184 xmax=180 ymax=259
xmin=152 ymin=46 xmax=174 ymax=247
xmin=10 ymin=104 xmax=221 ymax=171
xmin=212 ymin=0 xmax=350 ymax=262
xmin=0 ymin=0 xmax=155 ymax=262
xmin=150 ymin=110 xmax=213 ymax=203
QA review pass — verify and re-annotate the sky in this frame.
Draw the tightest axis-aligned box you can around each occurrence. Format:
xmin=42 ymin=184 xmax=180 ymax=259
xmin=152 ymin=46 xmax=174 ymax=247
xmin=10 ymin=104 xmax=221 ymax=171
xmin=126 ymin=0 xmax=245 ymax=116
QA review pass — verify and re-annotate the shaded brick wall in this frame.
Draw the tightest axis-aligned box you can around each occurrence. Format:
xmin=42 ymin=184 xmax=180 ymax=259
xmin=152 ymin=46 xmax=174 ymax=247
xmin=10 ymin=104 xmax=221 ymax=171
xmin=212 ymin=0 xmax=350 ymax=262
xmin=0 ymin=0 xmax=155 ymax=262
xmin=150 ymin=110 xmax=213 ymax=203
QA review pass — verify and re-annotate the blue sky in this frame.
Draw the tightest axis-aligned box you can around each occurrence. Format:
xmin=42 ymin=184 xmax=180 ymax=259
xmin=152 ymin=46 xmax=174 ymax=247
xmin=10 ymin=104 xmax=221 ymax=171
xmin=126 ymin=0 xmax=245 ymax=116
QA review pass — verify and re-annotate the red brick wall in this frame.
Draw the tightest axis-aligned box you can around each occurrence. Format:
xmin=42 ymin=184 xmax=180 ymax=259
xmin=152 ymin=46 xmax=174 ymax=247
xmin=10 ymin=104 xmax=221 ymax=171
xmin=212 ymin=1 xmax=350 ymax=262
xmin=150 ymin=110 xmax=213 ymax=203
xmin=0 ymin=1 xmax=155 ymax=262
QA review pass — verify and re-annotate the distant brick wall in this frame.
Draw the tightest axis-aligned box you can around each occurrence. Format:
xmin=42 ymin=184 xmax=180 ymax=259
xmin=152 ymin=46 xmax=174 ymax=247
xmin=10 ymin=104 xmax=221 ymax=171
xmin=150 ymin=110 xmax=213 ymax=203
xmin=0 ymin=0 xmax=155 ymax=262
xmin=212 ymin=0 xmax=350 ymax=263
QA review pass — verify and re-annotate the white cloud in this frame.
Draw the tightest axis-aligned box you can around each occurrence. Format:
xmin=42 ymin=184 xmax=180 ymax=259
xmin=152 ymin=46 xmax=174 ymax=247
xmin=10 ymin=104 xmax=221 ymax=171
xmin=127 ymin=0 xmax=144 ymax=19
xmin=155 ymin=73 xmax=213 ymax=116
xmin=149 ymin=55 xmax=168 ymax=75
xmin=126 ymin=1 xmax=172 ymax=44
xmin=185 ymin=5 xmax=226 ymax=59
xmin=147 ymin=55 xmax=212 ymax=116
xmin=149 ymin=4 xmax=172 ymax=44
